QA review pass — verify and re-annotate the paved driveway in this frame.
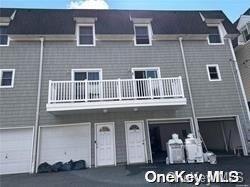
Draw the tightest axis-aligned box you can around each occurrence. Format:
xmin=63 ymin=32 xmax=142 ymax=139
xmin=1 ymin=157 xmax=250 ymax=187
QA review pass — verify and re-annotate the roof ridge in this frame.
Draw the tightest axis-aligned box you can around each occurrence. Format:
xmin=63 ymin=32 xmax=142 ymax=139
xmin=0 ymin=7 xmax=225 ymax=12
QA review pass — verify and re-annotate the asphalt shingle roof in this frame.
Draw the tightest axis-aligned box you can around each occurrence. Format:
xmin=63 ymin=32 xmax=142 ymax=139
xmin=0 ymin=8 xmax=238 ymax=35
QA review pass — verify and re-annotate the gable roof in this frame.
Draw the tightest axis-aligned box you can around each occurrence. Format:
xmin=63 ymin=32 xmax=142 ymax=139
xmin=234 ymin=8 xmax=250 ymax=27
xmin=0 ymin=8 xmax=238 ymax=35
xmin=243 ymin=8 xmax=250 ymax=16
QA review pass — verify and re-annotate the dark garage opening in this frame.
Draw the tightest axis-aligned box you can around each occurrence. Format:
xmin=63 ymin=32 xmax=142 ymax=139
xmin=198 ymin=118 xmax=243 ymax=156
xmin=148 ymin=121 xmax=192 ymax=163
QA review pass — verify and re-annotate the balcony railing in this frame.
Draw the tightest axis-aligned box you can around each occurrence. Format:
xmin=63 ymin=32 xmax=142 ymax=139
xmin=48 ymin=77 xmax=185 ymax=105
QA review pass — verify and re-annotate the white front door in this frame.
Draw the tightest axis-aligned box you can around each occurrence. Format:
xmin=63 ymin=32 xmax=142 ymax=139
xmin=125 ymin=121 xmax=146 ymax=164
xmin=95 ymin=123 xmax=115 ymax=167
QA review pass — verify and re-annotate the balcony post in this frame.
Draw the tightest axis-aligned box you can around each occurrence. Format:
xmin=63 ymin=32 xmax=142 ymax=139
xmin=118 ymin=78 xmax=122 ymax=100
xmin=179 ymin=76 xmax=184 ymax=97
xmin=71 ymin=81 xmax=74 ymax=101
xmin=149 ymin=78 xmax=153 ymax=99
xmin=48 ymin=80 xmax=52 ymax=103
xmin=85 ymin=80 xmax=88 ymax=102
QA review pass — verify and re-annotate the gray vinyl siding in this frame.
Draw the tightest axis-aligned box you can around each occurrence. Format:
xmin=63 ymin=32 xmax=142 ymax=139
xmin=38 ymin=40 xmax=193 ymax=164
xmin=36 ymin=39 xmax=250 ymax=163
xmin=0 ymin=41 xmax=40 ymax=128
xmin=38 ymin=40 xmax=193 ymax=126
xmin=235 ymin=42 xmax=250 ymax=102
xmin=183 ymin=39 xmax=244 ymax=116
xmin=183 ymin=39 xmax=250 ymax=140
xmin=1 ymin=39 xmax=249 ymax=163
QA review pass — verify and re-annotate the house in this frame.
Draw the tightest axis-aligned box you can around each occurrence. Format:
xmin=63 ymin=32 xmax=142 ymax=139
xmin=0 ymin=8 xmax=250 ymax=175
xmin=234 ymin=8 xmax=250 ymax=111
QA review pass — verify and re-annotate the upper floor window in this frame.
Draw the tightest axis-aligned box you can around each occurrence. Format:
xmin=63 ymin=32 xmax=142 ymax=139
xmin=0 ymin=26 xmax=9 ymax=46
xmin=207 ymin=25 xmax=223 ymax=44
xmin=0 ymin=69 xmax=15 ymax=88
xmin=72 ymin=69 xmax=102 ymax=81
xmin=77 ymin=24 xmax=95 ymax=46
xmin=206 ymin=64 xmax=221 ymax=81
xmin=134 ymin=24 xmax=152 ymax=46
xmin=132 ymin=67 xmax=160 ymax=79
xmin=242 ymin=27 xmax=250 ymax=42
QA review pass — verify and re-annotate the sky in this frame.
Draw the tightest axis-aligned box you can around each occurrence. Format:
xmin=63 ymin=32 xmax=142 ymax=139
xmin=0 ymin=0 xmax=249 ymax=22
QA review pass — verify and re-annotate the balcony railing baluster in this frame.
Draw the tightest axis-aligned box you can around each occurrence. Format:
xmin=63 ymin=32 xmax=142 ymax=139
xmin=48 ymin=77 xmax=184 ymax=104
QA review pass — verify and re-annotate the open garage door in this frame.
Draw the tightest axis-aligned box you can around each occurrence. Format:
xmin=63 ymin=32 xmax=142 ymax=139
xmin=38 ymin=123 xmax=91 ymax=169
xmin=198 ymin=117 xmax=246 ymax=156
xmin=0 ymin=127 xmax=33 ymax=175
xmin=148 ymin=119 xmax=193 ymax=163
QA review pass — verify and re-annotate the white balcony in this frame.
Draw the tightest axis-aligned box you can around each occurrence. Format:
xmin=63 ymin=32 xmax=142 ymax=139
xmin=46 ymin=77 xmax=187 ymax=112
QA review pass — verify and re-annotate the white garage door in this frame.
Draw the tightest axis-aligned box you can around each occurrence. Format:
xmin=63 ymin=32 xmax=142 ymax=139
xmin=39 ymin=124 xmax=91 ymax=168
xmin=0 ymin=128 xmax=33 ymax=175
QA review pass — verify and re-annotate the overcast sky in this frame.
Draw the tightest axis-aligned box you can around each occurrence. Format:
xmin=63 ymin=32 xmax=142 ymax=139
xmin=0 ymin=0 xmax=248 ymax=22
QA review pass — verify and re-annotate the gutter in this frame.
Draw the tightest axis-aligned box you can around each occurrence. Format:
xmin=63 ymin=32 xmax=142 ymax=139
xmin=31 ymin=37 xmax=44 ymax=173
xmin=178 ymin=37 xmax=200 ymax=138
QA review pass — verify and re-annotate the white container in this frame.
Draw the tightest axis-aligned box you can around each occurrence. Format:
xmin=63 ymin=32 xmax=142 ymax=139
xmin=185 ymin=134 xmax=204 ymax=163
xmin=203 ymin=152 xmax=217 ymax=164
xmin=166 ymin=134 xmax=186 ymax=164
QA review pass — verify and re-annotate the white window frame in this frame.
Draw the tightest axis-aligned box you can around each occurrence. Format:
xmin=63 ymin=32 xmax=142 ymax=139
xmin=207 ymin=23 xmax=224 ymax=45
xmin=206 ymin=64 xmax=222 ymax=81
xmin=0 ymin=24 xmax=10 ymax=47
xmin=76 ymin=24 xmax=96 ymax=47
xmin=241 ymin=23 xmax=250 ymax=43
xmin=131 ymin=67 xmax=161 ymax=79
xmin=134 ymin=24 xmax=153 ymax=46
xmin=0 ymin=69 xmax=15 ymax=88
xmin=71 ymin=69 xmax=102 ymax=81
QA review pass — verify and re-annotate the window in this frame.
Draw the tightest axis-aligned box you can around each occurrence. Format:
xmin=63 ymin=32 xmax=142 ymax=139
xmin=99 ymin=126 xmax=110 ymax=132
xmin=134 ymin=24 xmax=152 ymax=46
xmin=72 ymin=69 xmax=102 ymax=99
xmin=77 ymin=24 xmax=95 ymax=46
xmin=242 ymin=28 xmax=250 ymax=42
xmin=207 ymin=26 xmax=223 ymax=44
xmin=0 ymin=69 xmax=15 ymax=88
xmin=0 ymin=26 xmax=9 ymax=46
xmin=206 ymin=65 xmax=221 ymax=81
xmin=132 ymin=67 xmax=161 ymax=97
xmin=72 ymin=69 xmax=102 ymax=81
xmin=132 ymin=67 xmax=160 ymax=79
xmin=129 ymin=125 xmax=140 ymax=130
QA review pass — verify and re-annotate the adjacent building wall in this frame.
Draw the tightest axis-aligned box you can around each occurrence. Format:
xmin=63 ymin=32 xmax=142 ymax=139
xmin=235 ymin=42 xmax=250 ymax=102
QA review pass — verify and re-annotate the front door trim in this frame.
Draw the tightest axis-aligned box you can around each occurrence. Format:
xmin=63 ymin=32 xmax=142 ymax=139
xmin=94 ymin=122 xmax=116 ymax=167
xmin=125 ymin=120 xmax=148 ymax=164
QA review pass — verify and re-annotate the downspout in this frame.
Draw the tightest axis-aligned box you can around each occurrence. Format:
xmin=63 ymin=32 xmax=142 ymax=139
xmin=178 ymin=37 xmax=200 ymax=138
xmin=228 ymin=38 xmax=250 ymax=121
xmin=31 ymin=37 xmax=44 ymax=173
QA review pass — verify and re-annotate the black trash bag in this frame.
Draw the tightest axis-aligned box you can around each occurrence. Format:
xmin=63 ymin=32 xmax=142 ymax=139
xmin=51 ymin=162 xmax=63 ymax=172
xmin=60 ymin=160 xmax=74 ymax=171
xmin=38 ymin=162 xmax=52 ymax=173
xmin=72 ymin=160 xmax=86 ymax=170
